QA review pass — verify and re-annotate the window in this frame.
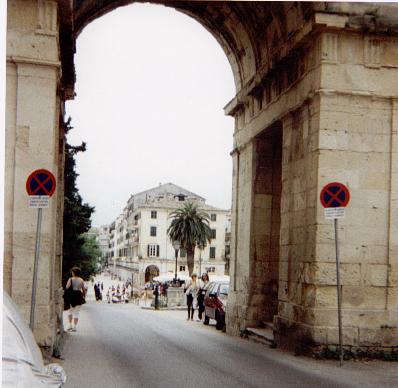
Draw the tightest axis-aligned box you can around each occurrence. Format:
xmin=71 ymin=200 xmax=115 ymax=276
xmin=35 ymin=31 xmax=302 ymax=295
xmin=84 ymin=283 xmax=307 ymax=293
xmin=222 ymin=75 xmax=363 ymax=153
xmin=206 ymin=266 xmax=216 ymax=273
xmin=179 ymin=265 xmax=186 ymax=271
xmin=150 ymin=226 xmax=157 ymax=236
xmin=180 ymin=248 xmax=186 ymax=258
xmin=147 ymin=244 xmax=160 ymax=257
xmin=178 ymin=195 xmax=185 ymax=201
xmin=210 ymin=229 xmax=216 ymax=239
xmin=151 ymin=211 xmax=157 ymax=219
xmin=210 ymin=247 xmax=216 ymax=259
xmin=211 ymin=213 xmax=217 ymax=221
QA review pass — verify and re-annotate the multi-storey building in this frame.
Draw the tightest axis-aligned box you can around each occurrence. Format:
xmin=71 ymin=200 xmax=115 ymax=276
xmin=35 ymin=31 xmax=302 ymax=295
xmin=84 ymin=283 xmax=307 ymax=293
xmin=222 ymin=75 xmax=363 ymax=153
xmin=108 ymin=222 xmax=116 ymax=261
xmin=108 ymin=183 xmax=230 ymax=287
xmin=85 ymin=225 xmax=110 ymax=267
xmin=97 ymin=225 xmax=110 ymax=264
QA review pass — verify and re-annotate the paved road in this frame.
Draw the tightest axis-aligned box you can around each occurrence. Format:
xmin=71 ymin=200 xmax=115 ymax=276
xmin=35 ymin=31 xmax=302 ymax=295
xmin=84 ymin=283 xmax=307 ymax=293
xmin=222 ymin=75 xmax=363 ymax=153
xmin=61 ymin=287 xmax=397 ymax=388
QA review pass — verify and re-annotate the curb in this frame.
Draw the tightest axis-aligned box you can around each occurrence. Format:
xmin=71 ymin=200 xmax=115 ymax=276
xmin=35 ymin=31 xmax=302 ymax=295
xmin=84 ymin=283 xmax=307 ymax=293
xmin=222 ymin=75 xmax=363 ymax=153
xmin=141 ymin=306 xmax=186 ymax=311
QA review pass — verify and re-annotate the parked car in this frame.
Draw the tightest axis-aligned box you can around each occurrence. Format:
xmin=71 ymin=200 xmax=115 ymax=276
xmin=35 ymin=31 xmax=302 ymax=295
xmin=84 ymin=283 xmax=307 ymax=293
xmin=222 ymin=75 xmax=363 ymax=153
xmin=203 ymin=281 xmax=229 ymax=330
xmin=2 ymin=292 xmax=66 ymax=387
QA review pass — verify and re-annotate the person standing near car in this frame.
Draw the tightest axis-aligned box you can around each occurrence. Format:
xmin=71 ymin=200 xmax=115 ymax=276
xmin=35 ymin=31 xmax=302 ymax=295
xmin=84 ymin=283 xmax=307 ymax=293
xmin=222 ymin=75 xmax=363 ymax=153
xmin=185 ymin=274 xmax=199 ymax=321
xmin=197 ymin=273 xmax=210 ymax=321
xmin=65 ymin=267 xmax=85 ymax=332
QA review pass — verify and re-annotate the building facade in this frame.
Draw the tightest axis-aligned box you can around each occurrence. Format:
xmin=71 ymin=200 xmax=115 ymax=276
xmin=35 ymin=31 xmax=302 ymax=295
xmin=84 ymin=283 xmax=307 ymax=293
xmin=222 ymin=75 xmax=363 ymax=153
xmin=109 ymin=183 xmax=230 ymax=287
xmin=86 ymin=226 xmax=110 ymax=265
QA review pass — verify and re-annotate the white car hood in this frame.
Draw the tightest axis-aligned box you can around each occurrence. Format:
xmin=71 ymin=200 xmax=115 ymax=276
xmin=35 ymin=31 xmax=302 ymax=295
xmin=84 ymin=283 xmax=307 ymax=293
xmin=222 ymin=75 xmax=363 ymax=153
xmin=2 ymin=292 xmax=44 ymax=369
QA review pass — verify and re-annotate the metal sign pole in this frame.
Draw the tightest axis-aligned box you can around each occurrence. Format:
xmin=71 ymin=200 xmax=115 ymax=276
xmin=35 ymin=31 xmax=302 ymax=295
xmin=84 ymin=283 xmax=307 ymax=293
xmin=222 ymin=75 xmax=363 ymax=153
xmin=334 ymin=218 xmax=343 ymax=366
xmin=30 ymin=207 xmax=43 ymax=330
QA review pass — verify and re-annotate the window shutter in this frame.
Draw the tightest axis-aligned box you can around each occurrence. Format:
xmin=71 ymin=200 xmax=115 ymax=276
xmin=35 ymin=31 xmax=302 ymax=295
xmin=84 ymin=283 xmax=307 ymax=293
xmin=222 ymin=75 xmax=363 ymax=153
xmin=156 ymin=245 xmax=160 ymax=257
xmin=147 ymin=245 xmax=150 ymax=257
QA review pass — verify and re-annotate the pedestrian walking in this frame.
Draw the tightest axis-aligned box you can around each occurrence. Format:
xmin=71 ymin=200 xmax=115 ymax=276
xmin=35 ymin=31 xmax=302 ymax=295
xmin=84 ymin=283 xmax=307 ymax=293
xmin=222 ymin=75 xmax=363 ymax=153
xmin=64 ymin=267 xmax=86 ymax=332
xmin=185 ymin=274 xmax=199 ymax=321
xmin=197 ymin=273 xmax=210 ymax=321
xmin=94 ymin=283 xmax=102 ymax=301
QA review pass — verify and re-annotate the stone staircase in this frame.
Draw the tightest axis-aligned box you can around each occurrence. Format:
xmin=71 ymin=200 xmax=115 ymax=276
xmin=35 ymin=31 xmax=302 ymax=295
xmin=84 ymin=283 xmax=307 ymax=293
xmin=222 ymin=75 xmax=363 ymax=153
xmin=245 ymin=321 xmax=276 ymax=348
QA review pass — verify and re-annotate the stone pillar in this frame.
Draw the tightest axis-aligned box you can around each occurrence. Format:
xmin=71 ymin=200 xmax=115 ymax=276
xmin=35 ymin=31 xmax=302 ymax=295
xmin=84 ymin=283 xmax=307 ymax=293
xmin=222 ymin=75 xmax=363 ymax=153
xmin=388 ymin=98 xmax=398 ymax=325
xmin=226 ymin=138 xmax=255 ymax=334
xmin=274 ymin=99 xmax=321 ymax=351
xmin=5 ymin=0 xmax=62 ymax=353
xmin=312 ymin=31 xmax=398 ymax=352
xmin=274 ymin=30 xmax=398 ymax=354
xmin=250 ymin=124 xmax=282 ymax=324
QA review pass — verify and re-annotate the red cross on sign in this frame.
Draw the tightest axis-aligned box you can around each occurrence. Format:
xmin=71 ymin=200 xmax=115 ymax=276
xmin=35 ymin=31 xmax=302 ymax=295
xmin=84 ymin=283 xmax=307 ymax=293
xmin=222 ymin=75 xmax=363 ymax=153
xmin=26 ymin=169 xmax=56 ymax=197
xmin=320 ymin=182 xmax=350 ymax=208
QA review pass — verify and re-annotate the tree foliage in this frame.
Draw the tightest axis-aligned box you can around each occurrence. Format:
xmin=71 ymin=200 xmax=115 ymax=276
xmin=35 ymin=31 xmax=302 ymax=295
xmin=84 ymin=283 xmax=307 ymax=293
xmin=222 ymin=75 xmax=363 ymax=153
xmin=167 ymin=202 xmax=212 ymax=275
xmin=62 ymin=118 xmax=98 ymax=282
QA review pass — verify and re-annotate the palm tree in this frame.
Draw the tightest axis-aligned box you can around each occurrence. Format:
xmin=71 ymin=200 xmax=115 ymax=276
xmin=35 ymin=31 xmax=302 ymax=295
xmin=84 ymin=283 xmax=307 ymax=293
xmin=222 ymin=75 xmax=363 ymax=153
xmin=167 ymin=202 xmax=212 ymax=276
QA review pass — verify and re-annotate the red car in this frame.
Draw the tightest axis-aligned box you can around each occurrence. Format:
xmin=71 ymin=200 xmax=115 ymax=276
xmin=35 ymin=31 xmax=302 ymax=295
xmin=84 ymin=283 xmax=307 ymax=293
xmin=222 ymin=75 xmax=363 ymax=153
xmin=203 ymin=281 xmax=229 ymax=330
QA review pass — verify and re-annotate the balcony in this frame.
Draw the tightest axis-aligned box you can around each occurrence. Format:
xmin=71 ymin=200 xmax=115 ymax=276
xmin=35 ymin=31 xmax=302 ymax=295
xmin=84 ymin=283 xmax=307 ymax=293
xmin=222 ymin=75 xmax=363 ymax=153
xmin=115 ymin=259 xmax=139 ymax=271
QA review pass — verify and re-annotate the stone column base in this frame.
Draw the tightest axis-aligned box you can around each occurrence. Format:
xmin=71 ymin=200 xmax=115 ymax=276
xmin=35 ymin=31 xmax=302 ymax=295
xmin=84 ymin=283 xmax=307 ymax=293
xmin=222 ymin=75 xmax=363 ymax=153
xmin=274 ymin=315 xmax=398 ymax=359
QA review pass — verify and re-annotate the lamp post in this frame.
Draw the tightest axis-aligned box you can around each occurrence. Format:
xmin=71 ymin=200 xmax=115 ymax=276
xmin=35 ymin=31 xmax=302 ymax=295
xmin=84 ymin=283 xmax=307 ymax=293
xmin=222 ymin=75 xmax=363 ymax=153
xmin=172 ymin=240 xmax=181 ymax=285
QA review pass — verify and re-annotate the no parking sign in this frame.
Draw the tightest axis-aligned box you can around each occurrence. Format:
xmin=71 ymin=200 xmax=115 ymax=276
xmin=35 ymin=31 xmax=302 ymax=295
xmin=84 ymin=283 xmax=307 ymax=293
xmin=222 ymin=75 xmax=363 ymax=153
xmin=320 ymin=182 xmax=350 ymax=219
xmin=319 ymin=181 xmax=350 ymax=366
xmin=25 ymin=168 xmax=56 ymax=330
xmin=26 ymin=169 xmax=56 ymax=208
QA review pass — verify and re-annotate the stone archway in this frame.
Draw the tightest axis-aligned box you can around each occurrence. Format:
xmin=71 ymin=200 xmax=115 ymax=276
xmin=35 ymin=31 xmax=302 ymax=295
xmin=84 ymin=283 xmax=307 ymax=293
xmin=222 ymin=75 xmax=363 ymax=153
xmin=145 ymin=265 xmax=160 ymax=284
xmin=5 ymin=1 xmax=398 ymax=355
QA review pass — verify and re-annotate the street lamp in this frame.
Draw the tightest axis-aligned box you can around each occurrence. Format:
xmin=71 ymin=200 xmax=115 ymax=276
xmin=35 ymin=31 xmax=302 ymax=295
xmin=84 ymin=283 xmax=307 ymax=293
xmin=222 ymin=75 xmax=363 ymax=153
xmin=172 ymin=240 xmax=181 ymax=284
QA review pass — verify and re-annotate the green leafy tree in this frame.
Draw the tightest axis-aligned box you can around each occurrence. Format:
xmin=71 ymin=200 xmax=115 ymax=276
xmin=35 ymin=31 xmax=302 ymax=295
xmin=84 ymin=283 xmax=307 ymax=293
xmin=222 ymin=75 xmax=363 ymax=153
xmin=167 ymin=202 xmax=212 ymax=276
xmin=62 ymin=118 xmax=96 ymax=283
xmin=76 ymin=235 xmax=102 ymax=279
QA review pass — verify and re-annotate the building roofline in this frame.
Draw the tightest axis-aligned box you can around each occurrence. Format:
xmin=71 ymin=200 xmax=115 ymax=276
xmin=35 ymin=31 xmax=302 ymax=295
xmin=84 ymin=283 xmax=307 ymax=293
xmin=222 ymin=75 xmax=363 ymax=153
xmin=128 ymin=182 xmax=205 ymax=201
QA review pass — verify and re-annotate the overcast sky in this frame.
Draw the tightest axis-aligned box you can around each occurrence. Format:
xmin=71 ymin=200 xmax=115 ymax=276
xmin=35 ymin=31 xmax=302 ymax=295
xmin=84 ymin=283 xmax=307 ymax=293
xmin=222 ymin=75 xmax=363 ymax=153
xmin=66 ymin=3 xmax=235 ymax=227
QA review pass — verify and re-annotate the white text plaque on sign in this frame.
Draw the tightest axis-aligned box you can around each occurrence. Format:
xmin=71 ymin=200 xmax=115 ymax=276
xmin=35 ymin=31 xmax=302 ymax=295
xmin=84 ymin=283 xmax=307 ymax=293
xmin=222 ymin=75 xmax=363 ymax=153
xmin=324 ymin=207 xmax=345 ymax=219
xmin=29 ymin=196 xmax=49 ymax=208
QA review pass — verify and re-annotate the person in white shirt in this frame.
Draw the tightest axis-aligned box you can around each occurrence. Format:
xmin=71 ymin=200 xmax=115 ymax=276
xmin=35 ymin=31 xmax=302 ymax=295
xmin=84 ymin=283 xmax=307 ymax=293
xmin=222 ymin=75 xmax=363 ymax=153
xmin=185 ymin=274 xmax=199 ymax=321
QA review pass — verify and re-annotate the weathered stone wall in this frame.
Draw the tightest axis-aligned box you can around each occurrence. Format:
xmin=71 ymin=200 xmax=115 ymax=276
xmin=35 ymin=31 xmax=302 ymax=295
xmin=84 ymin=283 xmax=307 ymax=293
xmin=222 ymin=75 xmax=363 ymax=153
xmin=275 ymin=31 xmax=398 ymax=352
xmin=5 ymin=0 xmax=63 ymax=353
xmin=227 ymin=31 xmax=323 ymax=336
xmin=312 ymin=31 xmax=398 ymax=350
xmin=249 ymin=125 xmax=282 ymax=325
xmin=274 ymin=97 xmax=322 ymax=351
xmin=227 ymin=23 xmax=398 ymax=353
xmin=226 ymin=142 xmax=255 ymax=334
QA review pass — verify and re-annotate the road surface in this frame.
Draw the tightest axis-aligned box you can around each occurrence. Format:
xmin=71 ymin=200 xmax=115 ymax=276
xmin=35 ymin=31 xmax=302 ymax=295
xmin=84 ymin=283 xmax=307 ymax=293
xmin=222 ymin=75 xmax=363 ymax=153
xmin=61 ymin=282 xmax=397 ymax=388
